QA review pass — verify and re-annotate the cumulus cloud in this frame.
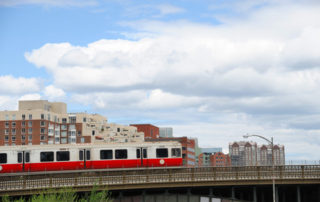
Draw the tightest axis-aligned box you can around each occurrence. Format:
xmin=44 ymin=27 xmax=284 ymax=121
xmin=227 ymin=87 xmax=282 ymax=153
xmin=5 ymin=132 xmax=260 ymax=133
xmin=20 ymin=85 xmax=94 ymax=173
xmin=44 ymin=85 xmax=66 ymax=100
xmin=23 ymin=1 xmax=320 ymax=159
xmin=0 ymin=75 xmax=41 ymax=95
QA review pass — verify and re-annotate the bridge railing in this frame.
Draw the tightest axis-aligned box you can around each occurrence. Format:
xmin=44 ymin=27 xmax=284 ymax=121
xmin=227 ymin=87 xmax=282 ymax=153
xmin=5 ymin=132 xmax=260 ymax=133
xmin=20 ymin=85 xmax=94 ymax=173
xmin=0 ymin=165 xmax=320 ymax=195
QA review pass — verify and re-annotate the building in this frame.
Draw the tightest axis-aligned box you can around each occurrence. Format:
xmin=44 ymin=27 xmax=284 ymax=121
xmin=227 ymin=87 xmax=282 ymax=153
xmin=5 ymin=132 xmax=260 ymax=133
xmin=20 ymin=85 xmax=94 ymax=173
xmin=0 ymin=100 xmax=143 ymax=146
xmin=211 ymin=152 xmax=231 ymax=167
xmin=159 ymin=127 xmax=173 ymax=138
xmin=130 ymin=124 xmax=159 ymax=139
xmin=146 ymin=136 xmax=196 ymax=167
xmin=229 ymin=141 xmax=285 ymax=166
xmin=229 ymin=141 xmax=258 ymax=166
xmin=197 ymin=147 xmax=230 ymax=167
xmin=258 ymin=144 xmax=285 ymax=166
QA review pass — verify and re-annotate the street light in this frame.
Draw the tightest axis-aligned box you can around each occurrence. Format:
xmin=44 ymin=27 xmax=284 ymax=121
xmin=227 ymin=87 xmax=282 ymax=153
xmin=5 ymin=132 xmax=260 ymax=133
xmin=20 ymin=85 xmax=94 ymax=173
xmin=243 ymin=134 xmax=275 ymax=202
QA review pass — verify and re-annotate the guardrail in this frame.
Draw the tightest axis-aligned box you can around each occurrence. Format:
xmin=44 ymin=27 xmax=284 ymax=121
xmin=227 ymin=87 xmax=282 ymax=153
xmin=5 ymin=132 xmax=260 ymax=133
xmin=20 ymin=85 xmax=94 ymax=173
xmin=1 ymin=165 xmax=320 ymax=196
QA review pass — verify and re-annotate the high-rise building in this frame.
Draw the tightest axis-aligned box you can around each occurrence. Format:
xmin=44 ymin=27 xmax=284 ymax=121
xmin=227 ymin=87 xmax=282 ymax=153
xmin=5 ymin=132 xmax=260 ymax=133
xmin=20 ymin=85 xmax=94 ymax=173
xmin=229 ymin=141 xmax=258 ymax=166
xmin=229 ymin=141 xmax=285 ymax=166
xmin=159 ymin=127 xmax=173 ymax=138
xmin=0 ymin=100 xmax=143 ymax=146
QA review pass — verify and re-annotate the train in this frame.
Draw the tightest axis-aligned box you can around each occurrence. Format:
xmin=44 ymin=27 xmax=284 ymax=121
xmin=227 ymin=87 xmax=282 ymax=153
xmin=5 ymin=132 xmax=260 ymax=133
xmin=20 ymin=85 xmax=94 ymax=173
xmin=0 ymin=141 xmax=183 ymax=173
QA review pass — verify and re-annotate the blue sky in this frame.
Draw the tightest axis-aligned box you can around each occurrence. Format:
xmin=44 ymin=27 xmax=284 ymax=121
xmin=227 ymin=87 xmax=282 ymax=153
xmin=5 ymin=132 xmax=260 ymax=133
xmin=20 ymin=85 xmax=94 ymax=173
xmin=1 ymin=0 xmax=320 ymax=160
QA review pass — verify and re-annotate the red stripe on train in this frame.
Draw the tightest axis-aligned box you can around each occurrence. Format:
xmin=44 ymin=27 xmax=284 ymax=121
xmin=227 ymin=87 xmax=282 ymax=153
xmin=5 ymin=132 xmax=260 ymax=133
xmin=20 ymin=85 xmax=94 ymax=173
xmin=0 ymin=158 xmax=183 ymax=173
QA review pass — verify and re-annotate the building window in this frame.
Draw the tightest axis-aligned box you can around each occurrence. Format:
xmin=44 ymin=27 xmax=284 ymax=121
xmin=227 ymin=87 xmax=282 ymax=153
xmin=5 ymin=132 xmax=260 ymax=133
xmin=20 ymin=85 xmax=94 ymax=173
xmin=55 ymin=137 xmax=60 ymax=143
xmin=21 ymin=121 xmax=25 ymax=127
xmin=11 ymin=122 xmax=16 ymax=128
xmin=61 ymin=131 xmax=67 ymax=137
xmin=83 ymin=117 xmax=86 ymax=122
xmin=156 ymin=148 xmax=168 ymax=158
xmin=48 ymin=114 xmax=51 ymax=121
xmin=92 ymin=130 xmax=95 ymax=136
xmin=12 ymin=136 xmax=16 ymax=142
xmin=11 ymin=129 xmax=16 ymax=135
xmin=29 ymin=114 xmax=32 ymax=120
xmin=4 ymin=136 xmax=8 ymax=142
xmin=28 ymin=121 xmax=32 ymax=127
xmin=40 ymin=152 xmax=54 ymax=162
xmin=61 ymin=125 xmax=67 ymax=130
xmin=62 ymin=118 xmax=67 ymax=124
xmin=28 ymin=128 xmax=32 ymax=134
xmin=22 ymin=114 xmax=25 ymax=120
xmin=41 ymin=128 xmax=46 ymax=134
xmin=5 ymin=129 xmax=9 ymax=135
xmin=5 ymin=122 xmax=9 ymax=128
xmin=21 ymin=128 xmax=26 ymax=134
xmin=117 ymin=128 xmax=120 ymax=132
xmin=41 ymin=114 xmax=45 ymax=119
xmin=77 ymin=131 xmax=81 ymax=137
xmin=69 ymin=116 xmax=76 ymax=123
xmin=40 ymin=121 xmax=45 ymax=126
xmin=28 ymin=135 xmax=32 ymax=141
xmin=12 ymin=114 xmax=16 ymax=120
xmin=5 ymin=115 xmax=9 ymax=120
xmin=40 ymin=135 xmax=46 ymax=141
xmin=56 ymin=151 xmax=70 ymax=161
xmin=61 ymin=138 xmax=67 ymax=144
xmin=22 ymin=135 xmax=26 ymax=141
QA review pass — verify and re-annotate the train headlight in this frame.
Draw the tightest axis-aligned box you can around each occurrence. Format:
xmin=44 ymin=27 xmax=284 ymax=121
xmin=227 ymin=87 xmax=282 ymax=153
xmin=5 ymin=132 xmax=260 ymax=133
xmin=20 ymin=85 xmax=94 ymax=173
xmin=160 ymin=159 xmax=165 ymax=165
xmin=0 ymin=165 xmax=2 ymax=171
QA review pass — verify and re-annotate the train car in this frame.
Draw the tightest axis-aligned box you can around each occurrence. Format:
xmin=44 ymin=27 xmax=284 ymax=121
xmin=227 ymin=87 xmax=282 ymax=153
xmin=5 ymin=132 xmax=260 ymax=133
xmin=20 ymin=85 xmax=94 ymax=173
xmin=0 ymin=141 xmax=182 ymax=173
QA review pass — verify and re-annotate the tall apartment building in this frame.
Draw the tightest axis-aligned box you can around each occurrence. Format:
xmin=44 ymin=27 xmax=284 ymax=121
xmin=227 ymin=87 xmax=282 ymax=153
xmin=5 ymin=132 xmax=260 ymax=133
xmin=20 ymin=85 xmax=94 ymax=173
xmin=229 ymin=141 xmax=285 ymax=166
xmin=0 ymin=100 xmax=143 ymax=146
xmin=130 ymin=124 xmax=159 ymax=139
xmin=229 ymin=141 xmax=258 ymax=166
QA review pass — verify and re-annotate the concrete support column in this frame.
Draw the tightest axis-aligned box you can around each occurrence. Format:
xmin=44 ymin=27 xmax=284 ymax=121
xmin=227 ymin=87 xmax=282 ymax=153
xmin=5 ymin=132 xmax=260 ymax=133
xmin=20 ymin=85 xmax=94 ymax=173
xmin=276 ymin=186 xmax=279 ymax=202
xmin=142 ymin=190 xmax=146 ymax=202
xmin=297 ymin=186 xmax=301 ymax=202
xmin=231 ymin=186 xmax=235 ymax=200
xmin=209 ymin=188 xmax=213 ymax=202
xmin=187 ymin=188 xmax=191 ymax=202
xmin=118 ymin=191 xmax=123 ymax=202
xmin=253 ymin=187 xmax=257 ymax=202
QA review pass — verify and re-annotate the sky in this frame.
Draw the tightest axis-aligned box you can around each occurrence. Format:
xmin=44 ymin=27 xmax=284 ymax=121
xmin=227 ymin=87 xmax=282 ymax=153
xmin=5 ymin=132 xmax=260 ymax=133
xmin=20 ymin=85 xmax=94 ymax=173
xmin=1 ymin=0 xmax=320 ymax=161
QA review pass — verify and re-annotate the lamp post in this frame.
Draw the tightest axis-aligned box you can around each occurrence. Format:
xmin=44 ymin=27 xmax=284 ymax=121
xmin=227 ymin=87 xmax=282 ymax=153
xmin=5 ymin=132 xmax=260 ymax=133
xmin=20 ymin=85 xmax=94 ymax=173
xmin=243 ymin=134 xmax=275 ymax=202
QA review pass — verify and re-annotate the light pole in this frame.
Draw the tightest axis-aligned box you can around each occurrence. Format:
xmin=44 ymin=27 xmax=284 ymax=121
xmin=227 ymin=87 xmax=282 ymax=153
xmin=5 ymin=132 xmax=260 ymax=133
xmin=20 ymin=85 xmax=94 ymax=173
xmin=243 ymin=134 xmax=275 ymax=202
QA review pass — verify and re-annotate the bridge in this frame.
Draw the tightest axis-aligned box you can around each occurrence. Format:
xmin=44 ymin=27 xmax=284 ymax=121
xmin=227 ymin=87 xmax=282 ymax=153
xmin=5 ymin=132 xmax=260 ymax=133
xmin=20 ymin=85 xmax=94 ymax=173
xmin=1 ymin=165 xmax=320 ymax=201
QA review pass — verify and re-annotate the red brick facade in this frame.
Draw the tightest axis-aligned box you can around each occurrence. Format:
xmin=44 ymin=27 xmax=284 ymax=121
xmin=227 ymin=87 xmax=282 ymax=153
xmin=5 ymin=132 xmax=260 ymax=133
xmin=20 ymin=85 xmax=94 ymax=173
xmin=211 ymin=152 xmax=231 ymax=167
xmin=130 ymin=124 xmax=159 ymax=139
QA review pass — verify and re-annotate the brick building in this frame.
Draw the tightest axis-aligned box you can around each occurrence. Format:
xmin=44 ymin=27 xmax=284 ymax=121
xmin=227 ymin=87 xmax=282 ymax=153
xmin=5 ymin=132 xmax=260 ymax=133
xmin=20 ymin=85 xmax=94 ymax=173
xmin=0 ymin=100 xmax=143 ymax=146
xmin=130 ymin=124 xmax=159 ymax=139
xmin=211 ymin=152 xmax=231 ymax=167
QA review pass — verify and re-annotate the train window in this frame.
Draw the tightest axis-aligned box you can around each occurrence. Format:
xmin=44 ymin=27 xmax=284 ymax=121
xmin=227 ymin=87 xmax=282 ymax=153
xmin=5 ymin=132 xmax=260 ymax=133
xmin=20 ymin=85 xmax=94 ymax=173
xmin=56 ymin=151 xmax=70 ymax=161
xmin=171 ymin=148 xmax=181 ymax=157
xmin=100 ymin=150 xmax=113 ymax=160
xmin=79 ymin=150 xmax=91 ymax=160
xmin=79 ymin=150 xmax=84 ymax=160
xmin=40 ymin=152 xmax=54 ymax=162
xmin=136 ymin=149 xmax=140 ymax=158
xmin=18 ymin=152 xmax=22 ymax=163
xmin=156 ymin=148 xmax=168 ymax=158
xmin=86 ymin=150 xmax=90 ymax=160
xmin=0 ymin=153 xmax=7 ymax=164
xmin=143 ymin=149 xmax=147 ymax=158
xmin=115 ymin=149 xmax=127 ymax=159
xmin=26 ymin=152 xmax=30 ymax=163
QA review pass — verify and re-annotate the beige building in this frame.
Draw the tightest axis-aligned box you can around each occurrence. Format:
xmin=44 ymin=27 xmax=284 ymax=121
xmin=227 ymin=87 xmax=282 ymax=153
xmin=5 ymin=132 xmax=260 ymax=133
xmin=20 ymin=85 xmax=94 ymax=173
xmin=0 ymin=100 xmax=144 ymax=146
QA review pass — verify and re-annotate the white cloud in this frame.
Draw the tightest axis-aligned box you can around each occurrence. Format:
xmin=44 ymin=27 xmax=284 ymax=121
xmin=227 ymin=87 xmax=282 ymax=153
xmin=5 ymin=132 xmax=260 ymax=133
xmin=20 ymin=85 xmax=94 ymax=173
xmin=0 ymin=75 xmax=41 ymax=95
xmin=19 ymin=93 xmax=41 ymax=101
xmin=44 ymin=85 xmax=66 ymax=100
xmin=24 ymin=1 xmax=320 ymax=160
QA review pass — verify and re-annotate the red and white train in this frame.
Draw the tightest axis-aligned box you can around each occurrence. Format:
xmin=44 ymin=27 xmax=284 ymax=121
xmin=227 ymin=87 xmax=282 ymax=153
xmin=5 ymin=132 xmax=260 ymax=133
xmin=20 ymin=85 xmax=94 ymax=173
xmin=0 ymin=141 xmax=183 ymax=173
